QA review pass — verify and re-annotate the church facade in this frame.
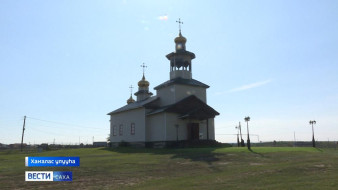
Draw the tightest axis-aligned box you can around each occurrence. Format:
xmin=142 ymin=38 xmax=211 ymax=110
xmin=107 ymin=29 xmax=219 ymax=147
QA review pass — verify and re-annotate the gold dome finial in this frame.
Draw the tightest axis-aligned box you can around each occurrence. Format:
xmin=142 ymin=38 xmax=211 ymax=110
xmin=175 ymin=18 xmax=186 ymax=44
xmin=138 ymin=74 xmax=150 ymax=87
xmin=174 ymin=32 xmax=187 ymax=44
xmin=127 ymin=95 xmax=135 ymax=104
xmin=127 ymin=85 xmax=135 ymax=104
xmin=138 ymin=63 xmax=150 ymax=87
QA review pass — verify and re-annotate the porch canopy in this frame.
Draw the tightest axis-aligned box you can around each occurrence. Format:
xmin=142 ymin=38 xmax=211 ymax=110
xmin=163 ymin=95 xmax=219 ymax=120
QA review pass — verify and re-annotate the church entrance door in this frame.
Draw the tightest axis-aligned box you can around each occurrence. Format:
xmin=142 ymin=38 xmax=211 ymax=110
xmin=187 ymin=123 xmax=199 ymax=141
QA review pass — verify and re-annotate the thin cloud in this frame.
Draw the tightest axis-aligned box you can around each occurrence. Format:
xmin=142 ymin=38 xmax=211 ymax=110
xmin=214 ymin=79 xmax=272 ymax=95
xmin=229 ymin=79 xmax=272 ymax=93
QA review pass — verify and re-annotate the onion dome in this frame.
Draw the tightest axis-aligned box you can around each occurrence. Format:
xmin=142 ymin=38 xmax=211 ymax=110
xmin=174 ymin=32 xmax=187 ymax=44
xmin=127 ymin=95 xmax=135 ymax=104
xmin=138 ymin=74 xmax=150 ymax=87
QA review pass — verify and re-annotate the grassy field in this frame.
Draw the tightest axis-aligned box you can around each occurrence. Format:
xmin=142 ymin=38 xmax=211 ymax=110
xmin=0 ymin=147 xmax=337 ymax=189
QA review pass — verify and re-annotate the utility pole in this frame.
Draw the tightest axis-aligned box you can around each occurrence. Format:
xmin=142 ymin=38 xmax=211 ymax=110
xmin=235 ymin=126 xmax=240 ymax=147
xmin=21 ymin=116 xmax=26 ymax=152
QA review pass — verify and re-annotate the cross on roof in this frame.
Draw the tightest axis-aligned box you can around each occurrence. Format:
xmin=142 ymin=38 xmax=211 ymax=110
xmin=140 ymin=63 xmax=147 ymax=75
xmin=129 ymin=85 xmax=134 ymax=94
xmin=176 ymin=18 xmax=183 ymax=33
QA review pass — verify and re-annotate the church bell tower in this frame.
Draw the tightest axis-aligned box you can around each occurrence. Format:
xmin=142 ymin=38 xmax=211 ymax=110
xmin=166 ymin=18 xmax=196 ymax=80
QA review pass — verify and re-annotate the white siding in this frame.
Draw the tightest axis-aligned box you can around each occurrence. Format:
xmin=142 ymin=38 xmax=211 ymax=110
xmin=165 ymin=113 xmax=188 ymax=141
xmin=146 ymin=113 xmax=165 ymax=141
xmin=157 ymin=86 xmax=176 ymax=106
xmin=110 ymin=108 xmax=146 ymax=143
xmin=164 ymin=113 xmax=215 ymax=141
xmin=208 ymin=118 xmax=215 ymax=140
xmin=110 ymin=110 xmax=215 ymax=143
xmin=156 ymin=84 xmax=207 ymax=107
xmin=174 ymin=85 xmax=206 ymax=103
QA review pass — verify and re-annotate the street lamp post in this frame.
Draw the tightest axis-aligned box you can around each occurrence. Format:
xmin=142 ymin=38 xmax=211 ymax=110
xmin=244 ymin=116 xmax=251 ymax=150
xmin=235 ymin=126 xmax=240 ymax=147
xmin=309 ymin=120 xmax=316 ymax=147
xmin=239 ymin=122 xmax=245 ymax=147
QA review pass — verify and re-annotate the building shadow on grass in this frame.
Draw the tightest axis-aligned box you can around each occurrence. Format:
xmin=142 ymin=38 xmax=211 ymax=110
xmin=248 ymin=148 xmax=266 ymax=157
xmin=99 ymin=145 xmax=228 ymax=165
xmin=315 ymin=147 xmax=323 ymax=152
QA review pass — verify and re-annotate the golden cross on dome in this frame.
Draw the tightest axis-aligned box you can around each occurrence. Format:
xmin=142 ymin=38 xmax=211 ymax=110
xmin=176 ymin=18 xmax=183 ymax=33
xmin=140 ymin=63 xmax=147 ymax=75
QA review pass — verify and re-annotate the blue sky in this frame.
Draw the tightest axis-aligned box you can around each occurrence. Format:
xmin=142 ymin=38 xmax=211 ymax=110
xmin=1 ymin=0 xmax=338 ymax=144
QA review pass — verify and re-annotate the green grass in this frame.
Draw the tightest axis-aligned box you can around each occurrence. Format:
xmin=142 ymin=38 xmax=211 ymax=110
xmin=0 ymin=147 xmax=337 ymax=189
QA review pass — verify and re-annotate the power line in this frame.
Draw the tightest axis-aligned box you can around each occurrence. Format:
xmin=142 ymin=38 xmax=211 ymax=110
xmin=26 ymin=116 xmax=106 ymax=130
xmin=28 ymin=122 xmax=107 ymax=132
xmin=217 ymin=134 xmax=260 ymax=136
xmin=217 ymin=134 xmax=260 ymax=142
xmin=28 ymin=126 xmax=67 ymax=136
xmin=0 ymin=118 xmax=24 ymax=123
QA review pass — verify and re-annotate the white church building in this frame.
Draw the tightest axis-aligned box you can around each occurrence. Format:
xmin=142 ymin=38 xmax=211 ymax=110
xmin=107 ymin=28 xmax=219 ymax=147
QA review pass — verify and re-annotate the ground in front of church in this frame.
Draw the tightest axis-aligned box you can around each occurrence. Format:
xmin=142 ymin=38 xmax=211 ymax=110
xmin=1 ymin=147 xmax=337 ymax=189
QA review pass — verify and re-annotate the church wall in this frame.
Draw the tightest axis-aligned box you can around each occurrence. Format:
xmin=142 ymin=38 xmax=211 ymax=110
xmin=145 ymin=113 xmax=166 ymax=141
xmin=164 ymin=113 xmax=215 ymax=141
xmin=198 ymin=121 xmax=207 ymax=140
xmin=110 ymin=108 xmax=146 ymax=143
xmin=164 ymin=113 xmax=188 ymax=141
xmin=156 ymin=84 xmax=207 ymax=107
xmin=156 ymin=86 xmax=176 ymax=106
xmin=170 ymin=70 xmax=192 ymax=79
xmin=174 ymin=85 xmax=206 ymax=103
xmin=208 ymin=118 xmax=215 ymax=140
xmin=197 ymin=118 xmax=215 ymax=140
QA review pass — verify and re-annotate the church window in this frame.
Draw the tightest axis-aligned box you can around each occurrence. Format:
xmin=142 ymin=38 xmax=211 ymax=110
xmin=131 ymin=123 xmax=135 ymax=135
xmin=113 ymin=125 xmax=117 ymax=136
xmin=119 ymin=124 xmax=123 ymax=136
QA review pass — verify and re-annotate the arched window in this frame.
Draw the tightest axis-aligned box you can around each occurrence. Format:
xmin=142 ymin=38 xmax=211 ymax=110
xmin=131 ymin=123 xmax=135 ymax=135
